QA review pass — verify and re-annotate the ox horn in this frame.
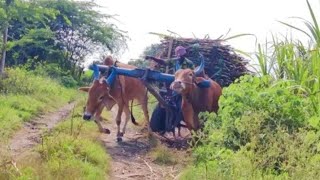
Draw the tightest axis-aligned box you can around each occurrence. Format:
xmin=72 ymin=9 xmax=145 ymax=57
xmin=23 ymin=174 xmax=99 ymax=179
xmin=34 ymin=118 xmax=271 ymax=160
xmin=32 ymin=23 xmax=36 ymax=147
xmin=193 ymin=54 xmax=205 ymax=76
xmin=89 ymin=64 xmax=100 ymax=80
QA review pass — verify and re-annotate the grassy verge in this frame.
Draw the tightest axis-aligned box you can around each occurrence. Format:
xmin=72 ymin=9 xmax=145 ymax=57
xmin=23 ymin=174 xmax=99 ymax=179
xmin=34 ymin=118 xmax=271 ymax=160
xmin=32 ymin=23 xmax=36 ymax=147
xmin=0 ymin=99 xmax=111 ymax=180
xmin=0 ymin=68 xmax=78 ymax=142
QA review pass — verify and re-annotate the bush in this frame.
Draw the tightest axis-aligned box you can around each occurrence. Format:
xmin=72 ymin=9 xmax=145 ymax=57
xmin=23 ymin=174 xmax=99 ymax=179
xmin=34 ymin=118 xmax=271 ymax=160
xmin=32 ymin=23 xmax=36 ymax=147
xmin=33 ymin=63 xmax=94 ymax=87
xmin=60 ymin=76 xmax=78 ymax=88
xmin=32 ymin=63 xmax=69 ymax=78
xmin=183 ymin=75 xmax=320 ymax=179
xmin=79 ymin=70 xmax=94 ymax=86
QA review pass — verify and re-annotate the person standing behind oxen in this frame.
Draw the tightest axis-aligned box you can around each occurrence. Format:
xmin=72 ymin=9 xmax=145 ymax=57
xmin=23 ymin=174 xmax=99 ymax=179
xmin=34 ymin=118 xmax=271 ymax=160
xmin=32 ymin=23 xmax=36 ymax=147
xmin=145 ymin=46 xmax=194 ymax=138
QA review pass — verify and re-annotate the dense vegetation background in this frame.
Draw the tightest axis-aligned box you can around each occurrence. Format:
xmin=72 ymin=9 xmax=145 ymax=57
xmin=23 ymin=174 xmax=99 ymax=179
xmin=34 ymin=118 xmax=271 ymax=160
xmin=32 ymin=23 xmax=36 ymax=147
xmin=181 ymin=1 xmax=320 ymax=179
xmin=0 ymin=0 xmax=126 ymax=83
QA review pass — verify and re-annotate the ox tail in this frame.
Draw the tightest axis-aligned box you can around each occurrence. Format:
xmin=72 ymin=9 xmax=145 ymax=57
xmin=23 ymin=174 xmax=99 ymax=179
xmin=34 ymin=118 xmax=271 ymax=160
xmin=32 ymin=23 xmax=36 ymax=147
xmin=130 ymin=100 xmax=139 ymax=126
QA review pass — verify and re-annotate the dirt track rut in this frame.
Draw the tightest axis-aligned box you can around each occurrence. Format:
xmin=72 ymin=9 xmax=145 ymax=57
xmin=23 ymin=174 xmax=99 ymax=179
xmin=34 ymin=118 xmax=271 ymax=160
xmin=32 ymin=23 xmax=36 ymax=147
xmin=97 ymin=106 xmax=189 ymax=180
xmin=8 ymin=102 xmax=76 ymax=159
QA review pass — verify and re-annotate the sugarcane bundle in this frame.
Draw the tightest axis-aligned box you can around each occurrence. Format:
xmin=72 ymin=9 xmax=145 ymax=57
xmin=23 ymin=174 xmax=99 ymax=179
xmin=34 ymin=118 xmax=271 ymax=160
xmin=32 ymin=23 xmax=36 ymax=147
xmin=154 ymin=36 xmax=250 ymax=87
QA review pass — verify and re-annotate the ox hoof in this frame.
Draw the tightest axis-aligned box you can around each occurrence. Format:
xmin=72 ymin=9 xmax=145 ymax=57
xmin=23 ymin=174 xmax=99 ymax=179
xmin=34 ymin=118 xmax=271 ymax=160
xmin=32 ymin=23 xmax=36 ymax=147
xmin=104 ymin=128 xmax=111 ymax=134
xmin=116 ymin=137 xmax=123 ymax=142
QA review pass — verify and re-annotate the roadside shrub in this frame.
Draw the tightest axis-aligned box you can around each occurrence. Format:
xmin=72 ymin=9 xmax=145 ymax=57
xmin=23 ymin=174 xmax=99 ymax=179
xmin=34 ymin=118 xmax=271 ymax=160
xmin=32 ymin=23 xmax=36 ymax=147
xmin=183 ymin=75 xmax=320 ymax=179
xmin=214 ymin=75 xmax=313 ymax=150
xmin=60 ymin=76 xmax=78 ymax=88
xmin=32 ymin=63 xmax=75 ymax=79
xmin=33 ymin=63 xmax=79 ymax=88
xmin=79 ymin=70 xmax=94 ymax=86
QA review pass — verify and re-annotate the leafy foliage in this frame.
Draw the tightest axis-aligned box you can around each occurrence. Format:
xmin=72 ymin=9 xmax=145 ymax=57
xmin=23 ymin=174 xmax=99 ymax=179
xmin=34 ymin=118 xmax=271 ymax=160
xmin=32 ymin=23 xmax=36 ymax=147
xmin=1 ymin=0 xmax=127 ymax=79
xmin=37 ymin=0 xmax=126 ymax=67
xmin=183 ymin=1 xmax=320 ymax=179
xmin=183 ymin=76 xmax=320 ymax=179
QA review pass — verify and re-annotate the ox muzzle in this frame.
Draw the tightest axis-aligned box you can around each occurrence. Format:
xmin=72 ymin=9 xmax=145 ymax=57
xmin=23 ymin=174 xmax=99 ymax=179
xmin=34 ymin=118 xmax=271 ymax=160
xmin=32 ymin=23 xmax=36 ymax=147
xmin=83 ymin=114 xmax=92 ymax=121
xmin=170 ymin=80 xmax=187 ymax=93
xmin=82 ymin=107 xmax=92 ymax=121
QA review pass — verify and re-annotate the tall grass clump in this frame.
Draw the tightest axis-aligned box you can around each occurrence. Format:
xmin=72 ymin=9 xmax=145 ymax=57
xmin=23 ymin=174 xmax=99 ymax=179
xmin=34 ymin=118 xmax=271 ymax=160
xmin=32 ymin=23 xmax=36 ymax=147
xmin=257 ymin=0 xmax=320 ymax=98
xmin=182 ymin=0 xmax=320 ymax=179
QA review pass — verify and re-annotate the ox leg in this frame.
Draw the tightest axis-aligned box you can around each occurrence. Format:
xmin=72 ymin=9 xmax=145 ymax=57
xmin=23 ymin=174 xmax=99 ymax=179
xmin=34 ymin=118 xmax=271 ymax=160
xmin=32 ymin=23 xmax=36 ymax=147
xmin=139 ymin=94 xmax=150 ymax=132
xmin=94 ymin=105 xmax=110 ymax=134
xmin=121 ymin=105 xmax=131 ymax=136
xmin=181 ymin=99 xmax=198 ymax=130
xmin=115 ymin=103 xmax=124 ymax=141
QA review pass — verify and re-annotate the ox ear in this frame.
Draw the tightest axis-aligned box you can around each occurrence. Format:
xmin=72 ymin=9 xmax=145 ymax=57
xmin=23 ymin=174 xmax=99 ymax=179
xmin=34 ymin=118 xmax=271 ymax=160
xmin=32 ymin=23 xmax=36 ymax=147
xmin=194 ymin=77 xmax=205 ymax=84
xmin=194 ymin=77 xmax=211 ymax=88
xmin=78 ymin=87 xmax=90 ymax=92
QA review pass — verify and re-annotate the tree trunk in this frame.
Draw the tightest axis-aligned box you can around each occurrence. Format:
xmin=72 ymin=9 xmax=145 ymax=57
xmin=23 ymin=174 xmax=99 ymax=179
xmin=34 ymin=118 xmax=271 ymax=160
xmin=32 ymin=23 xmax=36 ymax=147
xmin=0 ymin=27 xmax=8 ymax=76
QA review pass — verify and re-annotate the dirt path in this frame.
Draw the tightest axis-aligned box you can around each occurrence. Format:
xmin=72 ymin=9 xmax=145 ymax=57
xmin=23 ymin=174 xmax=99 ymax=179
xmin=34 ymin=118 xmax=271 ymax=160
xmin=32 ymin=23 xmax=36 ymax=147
xmin=8 ymin=102 xmax=76 ymax=159
xmin=7 ymin=102 xmax=190 ymax=180
xmin=100 ymin=107 xmax=190 ymax=180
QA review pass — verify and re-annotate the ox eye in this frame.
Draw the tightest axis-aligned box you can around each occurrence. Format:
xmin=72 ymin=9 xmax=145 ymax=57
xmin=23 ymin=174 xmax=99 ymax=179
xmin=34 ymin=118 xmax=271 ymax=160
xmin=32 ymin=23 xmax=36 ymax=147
xmin=189 ymin=73 xmax=193 ymax=77
xmin=99 ymin=96 xmax=104 ymax=101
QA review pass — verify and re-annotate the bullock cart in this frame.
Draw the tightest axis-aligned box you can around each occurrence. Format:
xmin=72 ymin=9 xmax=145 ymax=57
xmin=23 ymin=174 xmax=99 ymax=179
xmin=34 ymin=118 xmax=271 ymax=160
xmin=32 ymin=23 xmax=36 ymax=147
xmin=89 ymin=56 xmax=210 ymax=136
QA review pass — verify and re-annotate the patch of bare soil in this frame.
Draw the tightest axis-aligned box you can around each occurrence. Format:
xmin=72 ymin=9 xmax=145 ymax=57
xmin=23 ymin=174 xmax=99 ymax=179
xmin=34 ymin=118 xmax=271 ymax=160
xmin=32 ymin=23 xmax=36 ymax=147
xmin=100 ymin=107 xmax=191 ymax=180
xmin=8 ymin=102 xmax=76 ymax=159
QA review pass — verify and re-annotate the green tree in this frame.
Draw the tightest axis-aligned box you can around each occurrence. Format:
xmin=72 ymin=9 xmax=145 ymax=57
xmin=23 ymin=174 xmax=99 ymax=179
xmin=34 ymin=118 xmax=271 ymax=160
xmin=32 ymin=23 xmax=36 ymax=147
xmin=0 ymin=0 xmax=11 ymax=75
xmin=1 ymin=0 xmax=127 ymax=80
xmin=0 ymin=0 xmax=56 ymax=75
xmin=38 ymin=0 xmax=127 ymax=76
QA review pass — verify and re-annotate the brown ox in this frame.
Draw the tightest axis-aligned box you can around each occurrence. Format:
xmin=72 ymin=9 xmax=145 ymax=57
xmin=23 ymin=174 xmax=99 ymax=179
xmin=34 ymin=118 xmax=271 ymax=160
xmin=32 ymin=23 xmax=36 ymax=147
xmin=79 ymin=56 xmax=149 ymax=140
xmin=170 ymin=69 xmax=222 ymax=131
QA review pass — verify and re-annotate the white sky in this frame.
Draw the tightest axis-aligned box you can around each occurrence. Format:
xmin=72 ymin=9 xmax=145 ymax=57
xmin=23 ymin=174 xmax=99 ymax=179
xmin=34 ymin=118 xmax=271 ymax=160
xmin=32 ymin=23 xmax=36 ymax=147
xmin=94 ymin=0 xmax=320 ymax=63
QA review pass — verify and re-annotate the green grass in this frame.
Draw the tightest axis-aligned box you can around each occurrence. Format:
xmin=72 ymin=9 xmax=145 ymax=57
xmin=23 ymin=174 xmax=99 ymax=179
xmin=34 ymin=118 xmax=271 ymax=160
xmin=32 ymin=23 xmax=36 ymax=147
xmin=0 ymin=67 xmax=78 ymax=142
xmin=151 ymin=146 xmax=177 ymax=165
xmin=0 ymin=100 xmax=111 ymax=180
